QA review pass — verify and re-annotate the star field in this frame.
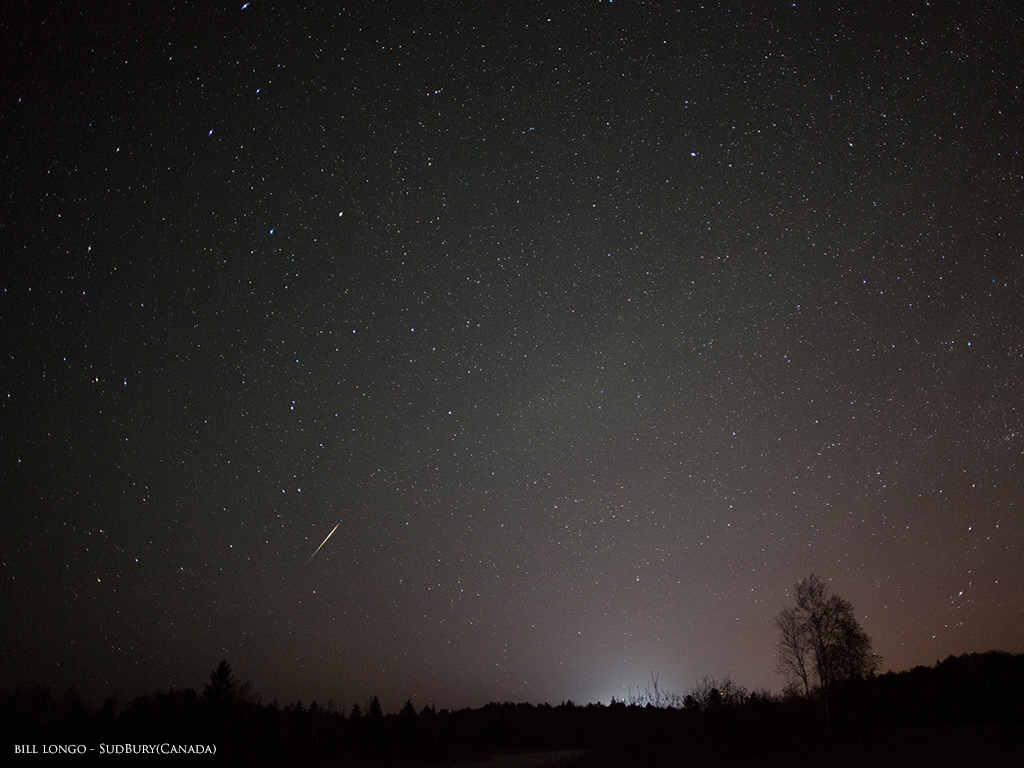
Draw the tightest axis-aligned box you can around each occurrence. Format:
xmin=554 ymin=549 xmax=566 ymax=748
xmin=1 ymin=2 xmax=1022 ymax=712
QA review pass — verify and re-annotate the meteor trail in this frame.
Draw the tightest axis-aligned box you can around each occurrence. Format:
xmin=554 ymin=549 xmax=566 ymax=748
xmin=305 ymin=522 xmax=340 ymax=565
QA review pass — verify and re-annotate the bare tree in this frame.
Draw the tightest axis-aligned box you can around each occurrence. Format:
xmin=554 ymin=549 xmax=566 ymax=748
xmin=627 ymin=671 xmax=684 ymax=708
xmin=683 ymin=674 xmax=748 ymax=711
xmin=775 ymin=606 xmax=813 ymax=696
xmin=775 ymin=575 xmax=880 ymax=695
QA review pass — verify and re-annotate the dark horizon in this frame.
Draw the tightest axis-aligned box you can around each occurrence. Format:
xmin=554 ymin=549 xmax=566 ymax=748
xmin=6 ymin=648 xmax=1023 ymax=713
xmin=2 ymin=1 xmax=1022 ymax=716
xmin=7 ymin=648 xmax=1021 ymax=717
xmin=5 ymin=651 xmax=1024 ymax=767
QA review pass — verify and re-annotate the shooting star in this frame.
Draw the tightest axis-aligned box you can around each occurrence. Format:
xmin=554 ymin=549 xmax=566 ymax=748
xmin=305 ymin=522 xmax=340 ymax=566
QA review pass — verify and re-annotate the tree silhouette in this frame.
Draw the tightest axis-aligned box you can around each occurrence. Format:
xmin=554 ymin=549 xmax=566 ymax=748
xmin=202 ymin=659 xmax=236 ymax=707
xmin=366 ymin=695 xmax=387 ymax=750
xmin=776 ymin=605 xmax=814 ymax=696
xmin=397 ymin=699 xmax=419 ymax=752
xmin=775 ymin=575 xmax=880 ymax=696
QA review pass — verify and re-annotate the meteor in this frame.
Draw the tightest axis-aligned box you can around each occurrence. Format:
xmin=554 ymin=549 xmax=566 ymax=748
xmin=305 ymin=522 xmax=340 ymax=565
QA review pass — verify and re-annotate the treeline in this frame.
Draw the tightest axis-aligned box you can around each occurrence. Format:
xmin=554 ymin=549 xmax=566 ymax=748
xmin=2 ymin=652 xmax=1023 ymax=766
xmin=590 ymin=651 xmax=1024 ymax=767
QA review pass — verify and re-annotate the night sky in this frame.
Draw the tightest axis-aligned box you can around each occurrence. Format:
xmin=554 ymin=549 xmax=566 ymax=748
xmin=2 ymin=2 xmax=1022 ymax=713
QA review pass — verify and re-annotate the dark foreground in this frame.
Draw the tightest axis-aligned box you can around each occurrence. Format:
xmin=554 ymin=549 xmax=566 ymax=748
xmin=3 ymin=652 xmax=1023 ymax=766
